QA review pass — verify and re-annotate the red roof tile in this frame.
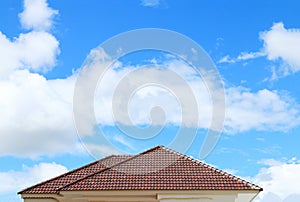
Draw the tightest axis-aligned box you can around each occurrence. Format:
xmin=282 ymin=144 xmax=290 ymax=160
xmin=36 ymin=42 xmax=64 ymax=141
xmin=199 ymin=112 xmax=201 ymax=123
xmin=19 ymin=146 xmax=262 ymax=194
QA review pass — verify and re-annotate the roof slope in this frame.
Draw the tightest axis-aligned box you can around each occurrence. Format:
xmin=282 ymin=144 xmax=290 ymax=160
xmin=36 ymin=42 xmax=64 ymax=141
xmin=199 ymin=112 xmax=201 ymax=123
xmin=19 ymin=146 xmax=262 ymax=194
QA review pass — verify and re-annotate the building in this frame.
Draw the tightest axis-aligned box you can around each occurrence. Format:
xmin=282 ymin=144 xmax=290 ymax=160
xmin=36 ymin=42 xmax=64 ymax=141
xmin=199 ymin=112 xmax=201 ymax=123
xmin=18 ymin=145 xmax=262 ymax=202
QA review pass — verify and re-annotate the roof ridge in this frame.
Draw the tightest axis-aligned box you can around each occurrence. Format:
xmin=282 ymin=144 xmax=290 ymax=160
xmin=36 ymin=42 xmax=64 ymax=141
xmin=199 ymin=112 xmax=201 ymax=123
xmin=57 ymin=146 xmax=162 ymax=192
xmin=158 ymin=146 xmax=262 ymax=191
xmin=18 ymin=155 xmax=116 ymax=194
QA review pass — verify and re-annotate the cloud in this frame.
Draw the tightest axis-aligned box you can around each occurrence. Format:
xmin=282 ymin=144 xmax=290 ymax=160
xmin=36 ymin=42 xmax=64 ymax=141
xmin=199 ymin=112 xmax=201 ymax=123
xmin=0 ymin=162 xmax=67 ymax=194
xmin=0 ymin=70 xmax=79 ymax=157
xmin=225 ymin=87 xmax=300 ymax=133
xmin=219 ymin=22 xmax=300 ymax=79
xmin=77 ymin=48 xmax=300 ymax=135
xmin=237 ymin=51 xmax=266 ymax=60
xmin=218 ymin=55 xmax=236 ymax=63
xmin=140 ymin=0 xmax=161 ymax=7
xmin=0 ymin=0 xmax=79 ymax=158
xmin=0 ymin=0 xmax=59 ymax=78
xmin=0 ymin=31 xmax=60 ymax=77
xmin=1 ymin=48 xmax=299 ymax=158
xmin=19 ymin=0 xmax=58 ymax=31
xmin=253 ymin=158 xmax=300 ymax=202
xmin=82 ymin=56 xmax=214 ymax=130
xmin=260 ymin=22 xmax=300 ymax=79
xmin=218 ymin=52 xmax=265 ymax=64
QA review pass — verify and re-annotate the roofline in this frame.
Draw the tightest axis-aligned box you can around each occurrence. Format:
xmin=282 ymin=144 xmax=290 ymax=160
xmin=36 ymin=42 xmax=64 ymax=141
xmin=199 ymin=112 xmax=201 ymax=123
xmin=18 ymin=145 xmax=263 ymax=194
xmin=18 ymin=154 xmax=126 ymax=195
xmin=21 ymin=189 xmax=262 ymax=199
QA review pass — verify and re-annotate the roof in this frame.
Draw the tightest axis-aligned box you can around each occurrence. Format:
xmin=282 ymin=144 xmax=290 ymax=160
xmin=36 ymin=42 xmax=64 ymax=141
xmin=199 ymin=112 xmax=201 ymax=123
xmin=19 ymin=145 xmax=262 ymax=194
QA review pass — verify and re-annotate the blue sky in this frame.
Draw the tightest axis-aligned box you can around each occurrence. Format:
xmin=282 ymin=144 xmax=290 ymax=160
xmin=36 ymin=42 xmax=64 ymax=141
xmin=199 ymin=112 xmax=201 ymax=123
xmin=1 ymin=0 xmax=300 ymax=202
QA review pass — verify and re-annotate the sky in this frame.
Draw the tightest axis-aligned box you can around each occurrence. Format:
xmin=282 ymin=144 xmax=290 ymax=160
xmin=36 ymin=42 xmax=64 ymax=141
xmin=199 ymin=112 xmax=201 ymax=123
xmin=1 ymin=0 xmax=300 ymax=201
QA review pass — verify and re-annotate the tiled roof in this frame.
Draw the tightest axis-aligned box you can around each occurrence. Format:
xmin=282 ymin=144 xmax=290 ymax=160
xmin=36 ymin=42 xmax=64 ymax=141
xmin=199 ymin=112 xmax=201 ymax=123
xmin=19 ymin=146 xmax=262 ymax=194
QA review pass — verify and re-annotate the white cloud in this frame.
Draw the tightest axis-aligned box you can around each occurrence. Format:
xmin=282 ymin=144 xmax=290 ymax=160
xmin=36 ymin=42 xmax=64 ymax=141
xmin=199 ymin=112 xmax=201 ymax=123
xmin=0 ymin=31 xmax=59 ymax=76
xmin=237 ymin=51 xmax=265 ymax=60
xmin=17 ymin=31 xmax=59 ymax=72
xmin=0 ymin=162 xmax=67 ymax=194
xmin=225 ymin=87 xmax=300 ymax=133
xmin=220 ymin=22 xmax=300 ymax=79
xmin=218 ymin=55 xmax=235 ymax=63
xmin=253 ymin=159 xmax=300 ymax=202
xmin=140 ymin=0 xmax=161 ymax=7
xmin=0 ymin=0 xmax=76 ymax=158
xmin=0 ymin=31 xmax=55 ymax=77
xmin=0 ymin=70 xmax=78 ymax=157
xmin=92 ymin=59 xmax=213 ymax=128
xmin=19 ymin=0 xmax=58 ymax=31
xmin=78 ymin=49 xmax=300 ymax=135
xmin=218 ymin=52 xmax=265 ymax=64
xmin=1 ymin=48 xmax=299 ymax=158
xmin=260 ymin=22 xmax=300 ymax=79
xmin=0 ymin=0 xmax=59 ymax=78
